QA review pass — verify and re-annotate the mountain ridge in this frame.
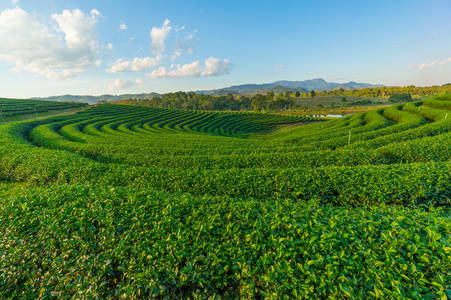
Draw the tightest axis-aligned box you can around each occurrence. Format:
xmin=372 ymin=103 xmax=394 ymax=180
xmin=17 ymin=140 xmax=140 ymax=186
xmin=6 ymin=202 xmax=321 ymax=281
xmin=195 ymin=78 xmax=381 ymax=95
xmin=29 ymin=78 xmax=381 ymax=104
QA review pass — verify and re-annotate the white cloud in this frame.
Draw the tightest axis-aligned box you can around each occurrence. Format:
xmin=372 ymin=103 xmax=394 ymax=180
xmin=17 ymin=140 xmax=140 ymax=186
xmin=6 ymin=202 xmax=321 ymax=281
xmin=171 ymin=51 xmax=181 ymax=62
xmin=108 ymin=78 xmax=134 ymax=90
xmin=438 ymin=57 xmax=451 ymax=67
xmin=147 ymin=57 xmax=232 ymax=79
xmin=171 ymin=31 xmax=195 ymax=61
xmin=148 ymin=61 xmax=200 ymax=78
xmin=409 ymin=57 xmax=451 ymax=70
xmin=150 ymin=19 xmax=172 ymax=54
xmin=107 ymin=43 xmax=113 ymax=50
xmin=201 ymin=57 xmax=232 ymax=76
xmin=11 ymin=0 xmax=19 ymax=5
xmin=0 ymin=7 xmax=101 ymax=79
xmin=175 ymin=25 xmax=185 ymax=32
xmin=263 ymin=65 xmax=284 ymax=71
xmin=120 ymin=21 xmax=127 ymax=30
xmin=106 ymin=54 xmax=162 ymax=73
xmin=108 ymin=78 xmax=144 ymax=90
xmin=136 ymin=78 xmax=144 ymax=86
xmin=90 ymin=9 xmax=101 ymax=17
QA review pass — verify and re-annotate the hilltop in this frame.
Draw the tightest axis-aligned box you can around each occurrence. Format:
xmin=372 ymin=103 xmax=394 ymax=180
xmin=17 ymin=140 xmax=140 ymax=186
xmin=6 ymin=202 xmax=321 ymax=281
xmin=196 ymin=78 xmax=381 ymax=95
xmin=29 ymin=78 xmax=380 ymax=104
xmin=30 ymin=93 xmax=161 ymax=105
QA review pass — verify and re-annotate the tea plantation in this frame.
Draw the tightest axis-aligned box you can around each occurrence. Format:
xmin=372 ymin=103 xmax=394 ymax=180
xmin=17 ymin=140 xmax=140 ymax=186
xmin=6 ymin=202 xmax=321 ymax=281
xmin=0 ymin=96 xmax=450 ymax=299
xmin=0 ymin=98 xmax=87 ymax=118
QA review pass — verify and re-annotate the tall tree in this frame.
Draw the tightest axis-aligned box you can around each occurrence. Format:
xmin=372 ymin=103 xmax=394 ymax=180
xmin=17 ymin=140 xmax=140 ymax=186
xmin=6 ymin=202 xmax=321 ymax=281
xmin=266 ymin=91 xmax=275 ymax=101
xmin=252 ymin=94 xmax=267 ymax=112
xmin=310 ymin=90 xmax=316 ymax=98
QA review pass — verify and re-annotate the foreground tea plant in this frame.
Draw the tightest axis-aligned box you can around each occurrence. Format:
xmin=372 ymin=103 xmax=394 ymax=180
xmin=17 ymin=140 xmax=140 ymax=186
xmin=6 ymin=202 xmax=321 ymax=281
xmin=1 ymin=185 xmax=450 ymax=299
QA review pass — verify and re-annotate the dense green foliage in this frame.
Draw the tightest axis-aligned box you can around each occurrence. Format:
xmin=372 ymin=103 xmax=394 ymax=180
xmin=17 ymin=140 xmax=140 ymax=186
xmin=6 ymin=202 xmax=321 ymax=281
xmin=0 ymin=98 xmax=87 ymax=117
xmin=110 ymin=91 xmax=299 ymax=112
xmin=111 ymin=92 xmax=252 ymax=111
xmin=109 ymin=85 xmax=451 ymax=114
xmin=388 ymin=93 xmax=413 ymax=103
xmin=300 ymin=84 xmax=451 ymax=98
xmin=0 ymin=97 xmax=450 ymax=299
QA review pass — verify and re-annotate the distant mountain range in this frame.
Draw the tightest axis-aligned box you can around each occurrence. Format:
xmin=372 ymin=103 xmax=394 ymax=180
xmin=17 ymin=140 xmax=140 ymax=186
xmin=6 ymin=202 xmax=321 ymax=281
xmin=30 ymin=78 xmax=381 ymax=104
xmin=30 ymin=93 xmax=161 ymax=105
xmin=197 ymin=78 xmax=382 ymax=96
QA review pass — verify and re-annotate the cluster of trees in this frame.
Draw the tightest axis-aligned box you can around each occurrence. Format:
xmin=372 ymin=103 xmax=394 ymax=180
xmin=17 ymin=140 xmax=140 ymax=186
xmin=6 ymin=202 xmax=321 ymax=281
xmin=388 ymin=93 xmax=412 ymax=103
xmin=300 ymin=84 xmax=451 ymax=98
xmin=340 ymin=98 xmax=373 ymax=107
xmin=111 ymin=91 xmax=297 ymax=112
xmin=112 ymin=92 xmax=251 ymax=111
xmin=249 ymin=91 xmax=296 ymax=112
xmin=109 ymin=84 xmax=451 ymax=112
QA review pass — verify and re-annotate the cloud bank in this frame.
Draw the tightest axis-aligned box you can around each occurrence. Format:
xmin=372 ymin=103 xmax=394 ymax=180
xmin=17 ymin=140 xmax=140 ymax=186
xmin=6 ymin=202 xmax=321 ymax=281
xmin=0 ymin=7 xmax=101 ymax=79
xmin=409 ymin=57 xmax=451 ymax=70
xmin=106 ymin=55 xmax=162 ymax=73
xmin=106 ymin=19 xmax=231 ymax=82
xmin=147 ymin=57 xmax=232 ymax=79
xmin=108 ymin=78 xmax=144 ymax=90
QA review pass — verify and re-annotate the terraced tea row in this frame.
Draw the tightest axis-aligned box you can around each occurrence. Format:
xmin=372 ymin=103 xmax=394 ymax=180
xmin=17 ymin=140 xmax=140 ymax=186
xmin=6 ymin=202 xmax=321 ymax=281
xmin=0 ymin=98 xmax=87 ymax=117
xmin=1 ymin=101 xmax=451 ymax=200
xmin=24 ymin=101 xmax=451 ymax=171
xmin=0 ymin=96 xmax=450 ymax=299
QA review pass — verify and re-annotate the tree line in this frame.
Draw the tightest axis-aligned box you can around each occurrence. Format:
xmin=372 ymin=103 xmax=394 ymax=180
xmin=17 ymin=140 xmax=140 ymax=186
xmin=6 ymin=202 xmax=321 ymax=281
xmin=109 ymin=84 xmax=451 ymax=112
xmin=301 ymin=84 xmax=451 ymax=98
xmin=110 ymin=91 xmax=296 ymax=112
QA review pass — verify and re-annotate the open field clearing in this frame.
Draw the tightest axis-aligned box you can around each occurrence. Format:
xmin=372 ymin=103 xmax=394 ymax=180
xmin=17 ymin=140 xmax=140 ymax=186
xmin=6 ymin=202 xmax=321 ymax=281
xmin=0 ymin=96 xmax=450 ymax=299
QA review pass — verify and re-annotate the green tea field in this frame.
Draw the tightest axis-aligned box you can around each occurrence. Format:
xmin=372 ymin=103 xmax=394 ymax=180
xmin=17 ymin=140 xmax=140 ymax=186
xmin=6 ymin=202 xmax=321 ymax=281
xmin=0 ymin=98 xmax=88 ymax=119
xmin=0 ymin=96 xmax=450 ymax=299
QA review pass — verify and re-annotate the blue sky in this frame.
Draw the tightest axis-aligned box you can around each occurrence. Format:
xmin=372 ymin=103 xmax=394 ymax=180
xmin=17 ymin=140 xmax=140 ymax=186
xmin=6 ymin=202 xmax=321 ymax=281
xmin=0 ymin=0 xmax=450 ymax=98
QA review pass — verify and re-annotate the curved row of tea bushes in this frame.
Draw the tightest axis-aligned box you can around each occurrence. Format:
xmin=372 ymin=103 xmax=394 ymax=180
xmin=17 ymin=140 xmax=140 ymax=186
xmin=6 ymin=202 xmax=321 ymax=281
xmin=275 ymin=112 xmax=368 ymax=143
xmin=422 ymin=94 xmax=451 ymax=110
xmin=4 ymin=121 xmax=451 ymax=206
xmin=278 ymin=105 xmax=426 ymax=151
xmin=0 ymin=98 xmax=87 ymax=117
xmin=17 ymin=99 xmax=451 ymax=172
